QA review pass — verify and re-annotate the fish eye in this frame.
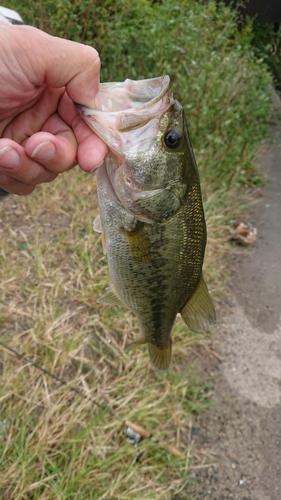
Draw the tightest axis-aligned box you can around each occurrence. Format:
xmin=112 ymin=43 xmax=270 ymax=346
xmin=164 ymin=129 xmax=181 ymax=149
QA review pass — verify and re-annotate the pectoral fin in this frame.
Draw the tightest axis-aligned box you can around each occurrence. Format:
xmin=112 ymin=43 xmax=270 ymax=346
xmin=97 ymin=284 xmax=124 ymax=307
xmin=122 ymin=225 xmax=151 ymax=264
xmin=180 ymin=275 xmax=216 ymax=332
xmin=93 ymin=215 xmax=102 ymax=233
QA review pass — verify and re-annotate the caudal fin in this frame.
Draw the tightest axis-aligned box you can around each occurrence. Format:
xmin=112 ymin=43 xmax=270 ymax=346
xmin=148 ymin=339 xmax=172 ymax=370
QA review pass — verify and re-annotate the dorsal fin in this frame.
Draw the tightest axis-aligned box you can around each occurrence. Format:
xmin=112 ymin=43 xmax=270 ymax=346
xmin=180 ymin=275 xmax=216 ymax=332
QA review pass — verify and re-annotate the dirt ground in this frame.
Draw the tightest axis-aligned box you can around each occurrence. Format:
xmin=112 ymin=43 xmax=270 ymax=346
xmin=189 ymin=98 xmax=281 ymax=499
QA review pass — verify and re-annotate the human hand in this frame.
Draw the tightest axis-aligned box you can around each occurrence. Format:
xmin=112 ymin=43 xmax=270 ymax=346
xmin=0 ymin=24 xmax=108 ymax=195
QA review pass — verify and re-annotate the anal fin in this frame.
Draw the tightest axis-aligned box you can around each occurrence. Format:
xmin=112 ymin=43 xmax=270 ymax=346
xmin=180 ymin=275 xmax=216 ymax=332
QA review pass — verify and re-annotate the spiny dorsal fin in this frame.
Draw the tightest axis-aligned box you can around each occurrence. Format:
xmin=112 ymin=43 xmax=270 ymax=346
xmin=180 ymin=275 xmax=216 ymax=332
xmin=93 ymin=215 xmax=107 ymax=254
xmin=97 ymin=284 xmax=124 ymax=306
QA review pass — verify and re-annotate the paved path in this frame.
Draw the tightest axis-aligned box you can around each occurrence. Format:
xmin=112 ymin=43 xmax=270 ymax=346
xmin=190 ymin=98 xmax=281 ymax=500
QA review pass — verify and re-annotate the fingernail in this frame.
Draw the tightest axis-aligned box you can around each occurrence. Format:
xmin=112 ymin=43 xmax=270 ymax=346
xmin=89 ymin=161 xmax=104 ymax=173
xmin=30 ymin=141 xmax=56 ymax=161
xmin=0 ymin=146 xmax=20 ymax=168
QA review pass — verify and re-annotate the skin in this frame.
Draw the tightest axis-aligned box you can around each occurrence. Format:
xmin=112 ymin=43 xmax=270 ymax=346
xmin=0 ymin=24 xmax=108 ymax=195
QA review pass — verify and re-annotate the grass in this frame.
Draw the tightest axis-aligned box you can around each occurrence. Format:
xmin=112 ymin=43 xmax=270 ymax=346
xmin=0 ymin=0 xmax=276 ymax=497
xmin=0 ymin=169 xmax=222 ymax=500
xmin=0 ymin=135 xmax=269 ymax=500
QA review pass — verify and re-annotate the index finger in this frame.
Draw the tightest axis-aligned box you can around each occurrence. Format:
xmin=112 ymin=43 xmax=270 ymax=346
xmin=1 ymin=25 xmax=100 ymax=108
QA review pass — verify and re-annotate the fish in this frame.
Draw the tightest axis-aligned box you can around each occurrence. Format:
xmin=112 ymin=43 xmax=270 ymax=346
xmin=76 ymin=75 xmax=216 ymax=370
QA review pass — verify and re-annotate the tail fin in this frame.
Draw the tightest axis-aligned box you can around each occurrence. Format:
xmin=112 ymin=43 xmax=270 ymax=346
xmin=148 ymin=339 xmax=172 ymax=371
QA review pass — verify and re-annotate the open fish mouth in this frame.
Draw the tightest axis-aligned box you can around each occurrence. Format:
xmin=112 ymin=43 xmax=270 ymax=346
xmin=76 ymin=76 xmax=174 ymax=154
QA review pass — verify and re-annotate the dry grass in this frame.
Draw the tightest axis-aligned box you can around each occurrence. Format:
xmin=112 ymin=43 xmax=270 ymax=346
xmin=0 ymin=167 xmax=229 ymax=500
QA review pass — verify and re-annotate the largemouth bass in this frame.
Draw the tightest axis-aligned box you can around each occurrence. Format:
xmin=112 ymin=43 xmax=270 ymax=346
xmin=77 ymin=75 xmax=215 ymax=370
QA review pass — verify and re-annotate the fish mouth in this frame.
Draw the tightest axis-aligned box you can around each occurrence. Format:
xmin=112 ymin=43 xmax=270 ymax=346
xmin=76 ymin=76 xmax=173 ymax=154
xmin=97 ymin=75 xmax=171 ymax=113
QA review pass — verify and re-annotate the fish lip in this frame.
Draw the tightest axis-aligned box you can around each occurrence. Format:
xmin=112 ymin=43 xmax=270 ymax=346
xmin=74 ymin=75 xmax=171 ymax=115
xmin=101 ymin=75 xmax=171 ymax=113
